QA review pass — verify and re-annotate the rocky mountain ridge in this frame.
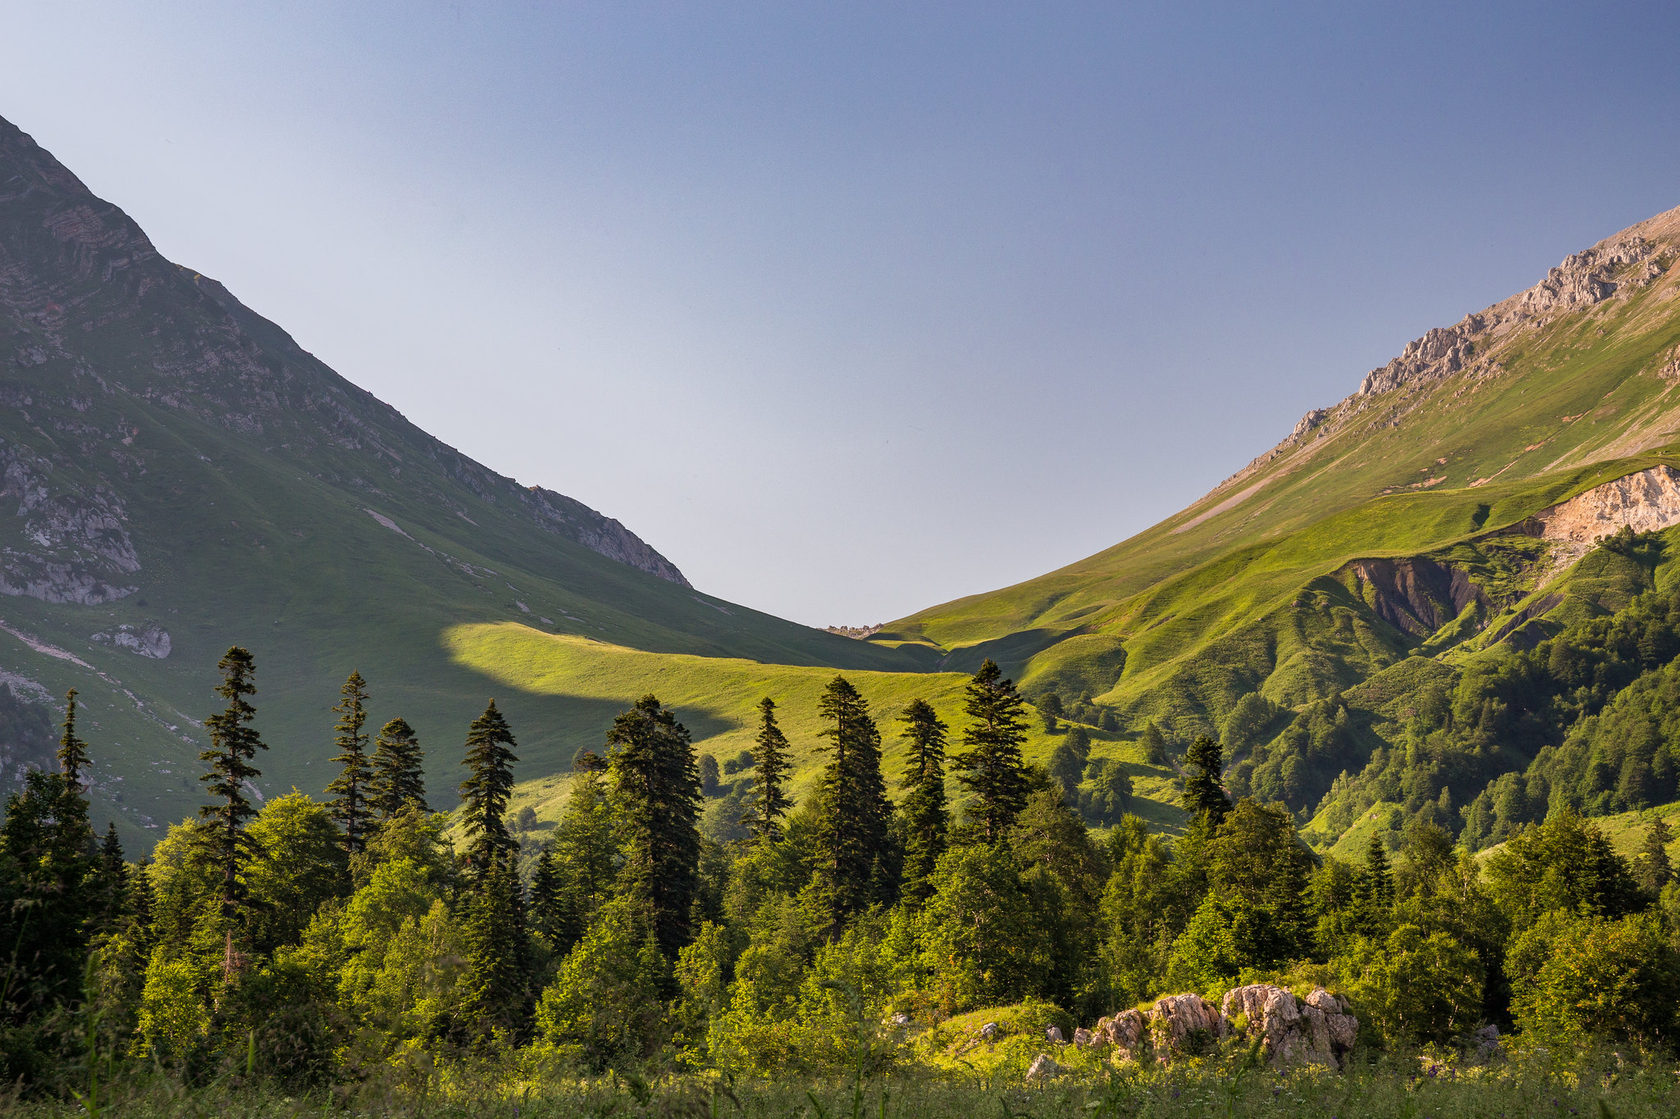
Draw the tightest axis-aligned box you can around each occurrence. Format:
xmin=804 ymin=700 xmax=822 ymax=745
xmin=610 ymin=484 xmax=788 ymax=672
xmin=0 ymin=113 xmax=687 ymax=605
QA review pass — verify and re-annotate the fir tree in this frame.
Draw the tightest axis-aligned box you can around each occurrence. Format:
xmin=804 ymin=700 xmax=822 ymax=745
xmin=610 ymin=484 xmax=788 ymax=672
xmin=1358 ymin=831 xmax=1394 ymax=927
xmin=199 ymin=646 xmax=267 ymax=930
xmin=57 ymin=687 xmax=89 ymax=790
xmin=459 ymin=700 xmax=519 ymax=876
xmin=606 ymin=694 xmax=702 ymax=959
xmin=952 ymin=659 xmax=1030 ymax=843
xmin=740 ymin=697 xmax=793 ymax=843
xmin=899 ymin=698 xmax=949 ymax=904
xmin=812 ymin=675 xmax=893 ymax=936
xmin=0 ymin=769 xmax=95 ymax=1025
xmin=529 ymin=839 xmax=573 ymax=953
xmin=1638 ymin=817 xmax=1673 ymax=895
xmin=369 ymin=716 xmax=427 ymax=819
xmin=94 ymin=821 xmax=128 ymax=932
xmin=326 ymin=671 xmax=374 ymax=853
xmin=1182 ymin=734 xmax=1231 ymax=825
xmin=461 ymin=854 xmax=530 ymax=1039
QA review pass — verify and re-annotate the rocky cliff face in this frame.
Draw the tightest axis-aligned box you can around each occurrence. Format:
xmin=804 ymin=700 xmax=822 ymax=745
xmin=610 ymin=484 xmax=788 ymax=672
xmin=0 ymin=114 xmax=688 ymax=594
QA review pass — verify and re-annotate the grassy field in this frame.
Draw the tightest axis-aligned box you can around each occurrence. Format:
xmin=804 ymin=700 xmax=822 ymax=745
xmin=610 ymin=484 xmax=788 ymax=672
xmin=444 ymin=621 xmax=1186 ymax=831
xmin=6 ymin=1049 xmax=1675 ymax=1119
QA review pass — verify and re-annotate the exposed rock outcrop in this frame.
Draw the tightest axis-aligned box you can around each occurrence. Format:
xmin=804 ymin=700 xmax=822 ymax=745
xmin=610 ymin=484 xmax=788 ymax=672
xmin=1222 ymin=984 xmax=1357 ymax=1069
xmin=1077 ymin=986 xmax=1359 ymax=1070
xmin=1344 ymin=555 xmax=1485 ymax=637
xmin=1524 ymin=465 xmax=1680 ymax=569
xmin=90 ymin=622 xmax=171 ymax=659
xmin=1147 ymin=994 xmax=1228 ymax=1059
xmin=1025 ymin=1053 xmax=1066 ymax=1082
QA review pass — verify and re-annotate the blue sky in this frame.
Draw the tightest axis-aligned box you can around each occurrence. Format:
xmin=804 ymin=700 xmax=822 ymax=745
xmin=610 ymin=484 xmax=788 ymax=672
xmin=5 ymin=3 xmax=1680 ymax=625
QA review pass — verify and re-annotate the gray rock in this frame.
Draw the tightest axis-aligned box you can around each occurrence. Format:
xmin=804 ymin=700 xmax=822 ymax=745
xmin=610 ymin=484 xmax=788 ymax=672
xmin=1045 ymin=1026 xmax=1064 ymax=1044
xmin=1072 ymin=1027 xmax=1094 ymax=1046
xmin=1025 ymin=1053 xmax=1065 ymax=1083
xmin=979 ymin=1022 xmax=999 ymax=1042
xmin=90 ymin=622 xmax=171 ymax=659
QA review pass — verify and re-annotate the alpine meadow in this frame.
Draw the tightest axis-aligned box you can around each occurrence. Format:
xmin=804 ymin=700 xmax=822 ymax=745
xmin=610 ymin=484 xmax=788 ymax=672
xmin=9 ymin=33 xmax=1680 ymax=1119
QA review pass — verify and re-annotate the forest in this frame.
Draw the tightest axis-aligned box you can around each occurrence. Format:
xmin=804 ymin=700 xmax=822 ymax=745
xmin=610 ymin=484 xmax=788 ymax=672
xmin=3 ymin=634 xmax=1680 ymax=1117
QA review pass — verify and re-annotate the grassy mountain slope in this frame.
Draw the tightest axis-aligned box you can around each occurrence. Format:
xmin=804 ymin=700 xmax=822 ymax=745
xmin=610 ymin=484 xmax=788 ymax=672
xmin=883 ymin=207 xmax=1680 ymax=720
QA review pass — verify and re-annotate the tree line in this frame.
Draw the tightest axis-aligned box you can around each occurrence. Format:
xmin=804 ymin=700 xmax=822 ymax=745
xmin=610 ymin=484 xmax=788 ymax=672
xmin=3 ymin=645 xmax=1680 ymax=1094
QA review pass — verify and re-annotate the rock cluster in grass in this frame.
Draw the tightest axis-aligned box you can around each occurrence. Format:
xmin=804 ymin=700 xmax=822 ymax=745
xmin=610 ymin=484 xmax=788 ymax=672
xmin=1070 ymin=985 xmax=1357 ymax=1071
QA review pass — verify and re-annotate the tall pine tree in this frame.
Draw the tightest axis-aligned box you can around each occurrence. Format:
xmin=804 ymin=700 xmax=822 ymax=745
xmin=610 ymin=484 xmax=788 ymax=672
xmin=812 ymin=675 xmax=893 ymax=937
xmin=606 ymin=694 xmax=702 ymax=959
xmin=740 ymin=697 xmax=793 ymax=843
xmin=326 ymin=671 xmax=374 ymax=853
xmin=1182 ymin=734 xmax=1231 ymax=825
xmin=952 ymin=659 xmax=1030 ymax=843
xmin=899 ymin=698 xmax=949 ymax=904
xmin=459 ymin=700 xmax=519 ymax=876
xmin=552 ymin=751 xmax=617 ymax=936
xmin=198 ymin=646 xmax=267 ymax=934
xmin=369 ymin=716 xmax=427 ymax=819
xmin=57 ymin=687 xmax=89 ymax=791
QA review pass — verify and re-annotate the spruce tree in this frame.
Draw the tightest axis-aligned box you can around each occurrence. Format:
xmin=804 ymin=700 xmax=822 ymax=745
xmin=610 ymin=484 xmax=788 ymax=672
xmin=812 ymin=675 xmax=894 ymax=936
xmin=1639 ymin=817 xmax=1673 ymax=895
xmin=899 ymin=698 xmax=949 ymax=904
xmin=326 ymin=671 xmax=374 ymax=853
xmin=1358 ymin=831 xmax=1394 ymax=926
xmin=369 ymin=716 xmax=427 ymax=819
xmin=529 ymin=839 xmax=574 ymax=953
xmin=461 ymin=853 xmax=530 ymax=1039
xmin=57 ymin=688 xmax=89 ymax=791
xmin=952 ymin=659 xmax=1030 ymax=843
xmin=1182 ymin=734 xmax=1231 ymax=825
xmin=740 ymin=697 xmax=793 ymax=843
xmin=607 ymin=694 xmax=702 ymax=959
xmin=94 ymin=821 xmax=128 ymax=932
xmin=198 ymin=646 xmax=267 ymax=930
xmin=459 ymin=700 xmax=519 ymax=876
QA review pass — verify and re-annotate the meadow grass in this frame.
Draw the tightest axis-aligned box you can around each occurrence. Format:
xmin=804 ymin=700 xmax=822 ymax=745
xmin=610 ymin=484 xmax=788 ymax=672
xmin=5 ymin=1048 xmax=1675 ymax=1118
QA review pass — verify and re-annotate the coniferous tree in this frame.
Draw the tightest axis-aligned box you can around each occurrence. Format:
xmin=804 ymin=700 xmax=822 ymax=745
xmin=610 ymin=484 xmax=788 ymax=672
xmin=812 ymin=675 xmax=894 ymax=936
xmin=1358 ymin=831 xmax=1395 ymax=928
xmin=899 ymin=698 xmax=949 ymax=904
xmin=326 ymin=671 xmax=374 ymax=853
xmin=58 ymin=687 xmax=89 ymax=790
xmin=1182 ymin=734 xmax=1231 ymax=825
xmin=459 ymin=700 xmax=519 ymax=876
xmin=740 ymin=697 xmax=793 ymax=843
xmin=1638 ymin=817 xmax=1673 ymax=895
xmin=199 ymin=646 xmax=267 ymax=932
xmin=93 ymin=820 xmax=128 ymax=932
xmin=952 ymin=659 xmax=1031 ymax=843
xmin=529 ymin=839 xmax=572 ymax=953
xmin=606 ymin=694 xmax=702 ymax=959
xmin=462 ymin=853 xmax=530 ymax=1039
xmin=0 ymin=767 xmax=96 ymax=1033
xmin=369 ymin=716 xmax=427 ymax=820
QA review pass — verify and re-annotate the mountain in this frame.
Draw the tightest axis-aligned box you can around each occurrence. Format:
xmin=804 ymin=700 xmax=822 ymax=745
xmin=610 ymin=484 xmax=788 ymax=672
xmin=0 ymin=115 xmax=954 ymax=842
xmin=876 ymin=203 xmax=1680 ymax=848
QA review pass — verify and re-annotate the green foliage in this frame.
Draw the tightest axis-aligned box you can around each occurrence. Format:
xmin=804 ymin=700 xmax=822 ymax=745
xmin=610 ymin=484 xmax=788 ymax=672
xmin=1335 ymin=924 xmax=1484 ymax=1045
xmin=897 ymin=698 xmax=949 ymax=905
xmin=534 ymin=896 xmax=667 ymax=1070
xmin=242 ymin=792 xmax=348 ymax=954
xmin=1510 ymin=911 xmax=1680 ymax=1049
